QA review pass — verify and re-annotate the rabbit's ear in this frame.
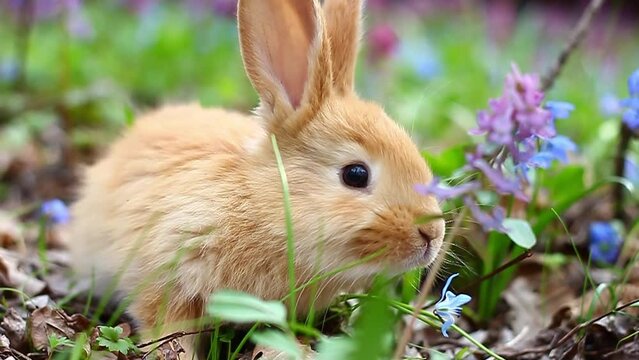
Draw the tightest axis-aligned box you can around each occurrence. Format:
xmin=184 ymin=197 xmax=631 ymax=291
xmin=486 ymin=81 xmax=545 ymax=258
xmin=238 ymin=0 xmax=332 ymax=129
xmin=323 ymin=0 xmax=362 ymax=94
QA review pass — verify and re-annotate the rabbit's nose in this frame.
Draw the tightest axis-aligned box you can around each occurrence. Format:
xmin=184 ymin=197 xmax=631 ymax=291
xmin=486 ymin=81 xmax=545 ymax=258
xmin=417 ymin=221 xmax=444 ymax=244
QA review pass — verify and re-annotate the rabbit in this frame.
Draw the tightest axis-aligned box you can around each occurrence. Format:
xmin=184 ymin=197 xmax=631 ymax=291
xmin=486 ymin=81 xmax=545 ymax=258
xmin=68 ymin=0 xmax=445 ymax=358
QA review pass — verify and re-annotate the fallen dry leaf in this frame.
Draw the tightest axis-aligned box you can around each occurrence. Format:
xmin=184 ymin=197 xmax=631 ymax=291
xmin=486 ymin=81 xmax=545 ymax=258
xmin=158 ymin=339 xmax=184 ymax=360
xmin=28 ymin=306 xmax=91 ymax=351
xmin=1 ymin=308 xmax=27 ymax=351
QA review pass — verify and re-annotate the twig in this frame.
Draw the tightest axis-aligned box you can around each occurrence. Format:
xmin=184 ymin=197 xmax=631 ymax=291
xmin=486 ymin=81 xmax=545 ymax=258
xmin=138 ymin=327 xmax=218 ymax=359
xmin=421 ymin=250 xmax=532 ymax=310
xmin=499 ymin=298 xmax=639 ymax=358
xmin=392 ymin=208 xmax=467 ymax=360
xmin=8 ymin=349 xmax=32 ymax=360
xmin=137 ymin=327 xmax=216 ymax=349
xmin=541 ymin=0 xmax=606 ymax=92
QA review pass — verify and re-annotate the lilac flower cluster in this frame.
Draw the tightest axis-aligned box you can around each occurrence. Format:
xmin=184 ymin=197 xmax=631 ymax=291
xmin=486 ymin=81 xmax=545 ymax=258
xmin=416 ymin=64 xmax=576 ymax=232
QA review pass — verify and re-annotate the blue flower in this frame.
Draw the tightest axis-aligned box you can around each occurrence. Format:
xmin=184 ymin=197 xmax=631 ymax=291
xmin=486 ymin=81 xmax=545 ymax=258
xmin=599 ymin=94 xmax=622 ymax=117
xmin=528 ymin=135 xmax=577 ymax=168
xmin=628 ymin=68 xmax=639 ymax=97
xmin=41 ymin=199 xmax=70 ymax=225
xmin=625 ymin=158 xmax=639 ymax=185
xmin=620 ymin=68 xmax=639 ymax=130
xmin=433 ymin=273 xmax=472 ymax=337
xmin=545 ymin=101 xmax=575 ymax=120
xmin=623 ymin=109 xmax=639 ymax=130
xmin=589 ymin=222 xmax=623 ymax=264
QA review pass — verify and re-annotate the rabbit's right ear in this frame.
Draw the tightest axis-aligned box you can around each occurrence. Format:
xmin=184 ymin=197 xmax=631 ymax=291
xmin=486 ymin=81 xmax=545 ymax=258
xmin=238 ymin=0 xmax=332 ymax=133
xmin=323 ymin=0 xmax=362 ymax=94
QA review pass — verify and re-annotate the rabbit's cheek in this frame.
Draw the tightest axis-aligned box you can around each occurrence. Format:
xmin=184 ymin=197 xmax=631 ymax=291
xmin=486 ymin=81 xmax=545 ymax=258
xmin=348 ymin=206 xmax=442 ymax=269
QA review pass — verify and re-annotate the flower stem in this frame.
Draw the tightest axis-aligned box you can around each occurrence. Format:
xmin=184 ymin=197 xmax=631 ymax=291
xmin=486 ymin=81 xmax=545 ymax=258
xmin=613 ymin=122 xmax=632 ymax=224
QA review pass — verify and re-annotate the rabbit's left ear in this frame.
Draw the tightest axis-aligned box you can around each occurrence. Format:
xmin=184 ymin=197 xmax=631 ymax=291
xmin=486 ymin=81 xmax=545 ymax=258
xmin=323 ymin=0 xmax=363 ymax=94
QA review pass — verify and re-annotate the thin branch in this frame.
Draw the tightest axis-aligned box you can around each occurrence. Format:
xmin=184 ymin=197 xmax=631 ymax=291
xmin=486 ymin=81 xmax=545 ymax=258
xmin=541 ymin=0 xmax=606 ymax=92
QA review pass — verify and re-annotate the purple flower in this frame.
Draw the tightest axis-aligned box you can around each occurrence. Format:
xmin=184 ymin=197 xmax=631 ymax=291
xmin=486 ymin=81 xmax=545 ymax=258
xmin=434 ymin=273 xmax=471 ymax=337
xmin=471 ymin=159 xmax=528 ymax=201
xmin=589 ymin=222 xmax=623 ymax=264
xmin=628 ymin=68 xmax=639 ymax=97
xmin=414 ymin=178 xmax=480 ymax=201
xmin=464 ymin=197 xmax=506 ymax=232
xmin=41 ymin=199 xmax=70 ymax=225
xmin=470 ymin=65 xmax=559 ymax=147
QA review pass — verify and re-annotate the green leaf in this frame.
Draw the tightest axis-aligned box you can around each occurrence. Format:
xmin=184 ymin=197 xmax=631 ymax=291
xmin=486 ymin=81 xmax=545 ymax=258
xmin=543 ymin=165 xmax=585 ymax=205
xmin=316 ymin=336 xmax=355 ymax=360
xmin=207 ymin=291 xmax=287 ymax=327
xmin=98 ymin=326 xmax=123 ymax=341
xmin=96 ymin=326 xmax=136 ymax=355
xmin=251 ymin=330 xmax=302 ymax=359
xmin=502 ymin=218 xmax=536 ymax=249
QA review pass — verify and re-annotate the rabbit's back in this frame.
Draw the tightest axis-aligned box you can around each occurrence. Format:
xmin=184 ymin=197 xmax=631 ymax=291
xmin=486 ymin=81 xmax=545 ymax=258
xmin=69 ymin=104 xmax=264 ymax=295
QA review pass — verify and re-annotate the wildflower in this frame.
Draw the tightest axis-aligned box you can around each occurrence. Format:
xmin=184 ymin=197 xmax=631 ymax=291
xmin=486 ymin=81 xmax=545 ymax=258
xmin=471 ymin=158 xmax=527 ymax=201
xmin=41 ymin=199 xmax=70 ymax=225
xmin=414 ymin=178 xmax=480 ymax=201
xmin=623 ymin=109 xmax=639 ymax=130
xmin=528 ymin=135 xmax=577 ymax=168
xmin=621 ymin=68 xmax=639 ymax=130
xmin=463 ymin=198 xmax=506 ymax=232
xmin=625 ymin=158 xmax=639 ymax=185
xmin=367 ymin=24 xmax=399 ymax=60
xmin=599 ymin=94 xmax=622 ymax=117
xmin=434 ymin=273 xmax=471 ymax=337
xmin=545 ymin=101 xmax=575 ymax=120
xmin=589 ymin=222 xmax=623 ymax=264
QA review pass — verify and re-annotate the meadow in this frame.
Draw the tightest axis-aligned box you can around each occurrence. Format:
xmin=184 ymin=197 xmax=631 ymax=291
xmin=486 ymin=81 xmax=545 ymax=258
xmin=0 ymin=0 xmax=638 ymax=359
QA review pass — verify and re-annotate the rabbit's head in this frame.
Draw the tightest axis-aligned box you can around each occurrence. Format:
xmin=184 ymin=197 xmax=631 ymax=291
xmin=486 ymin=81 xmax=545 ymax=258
xmin=238 ymin=0 xmax=444 ymax=277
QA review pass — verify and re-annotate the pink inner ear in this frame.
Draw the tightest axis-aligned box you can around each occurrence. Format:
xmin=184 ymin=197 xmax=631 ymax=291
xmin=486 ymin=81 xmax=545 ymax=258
xmin=261 ymin=1 xmax=316 ymax=109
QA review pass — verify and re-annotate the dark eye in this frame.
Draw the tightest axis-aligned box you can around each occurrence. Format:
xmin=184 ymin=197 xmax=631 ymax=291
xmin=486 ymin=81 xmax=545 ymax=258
xmin=341 ymin=163 xmax=370 ymax=188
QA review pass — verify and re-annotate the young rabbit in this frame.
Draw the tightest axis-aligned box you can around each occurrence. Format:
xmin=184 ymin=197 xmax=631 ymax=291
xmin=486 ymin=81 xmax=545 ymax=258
xmin=69 ymin=0 xmax=445 ymax=358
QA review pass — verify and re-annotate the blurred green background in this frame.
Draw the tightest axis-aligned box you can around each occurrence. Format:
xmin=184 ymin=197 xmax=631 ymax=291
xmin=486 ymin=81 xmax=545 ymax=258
xmin=0 ymin=0 xmax=638 ymax=202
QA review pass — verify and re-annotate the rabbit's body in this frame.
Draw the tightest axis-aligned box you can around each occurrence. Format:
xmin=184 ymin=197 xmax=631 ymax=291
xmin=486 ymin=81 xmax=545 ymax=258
xmin=70 ymin=1 xmax=446 ymax=358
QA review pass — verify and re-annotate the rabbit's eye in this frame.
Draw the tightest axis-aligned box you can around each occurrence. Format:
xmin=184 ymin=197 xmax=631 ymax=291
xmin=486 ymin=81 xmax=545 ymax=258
xmin=341 ymin=163 xmax=369 ymax=189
